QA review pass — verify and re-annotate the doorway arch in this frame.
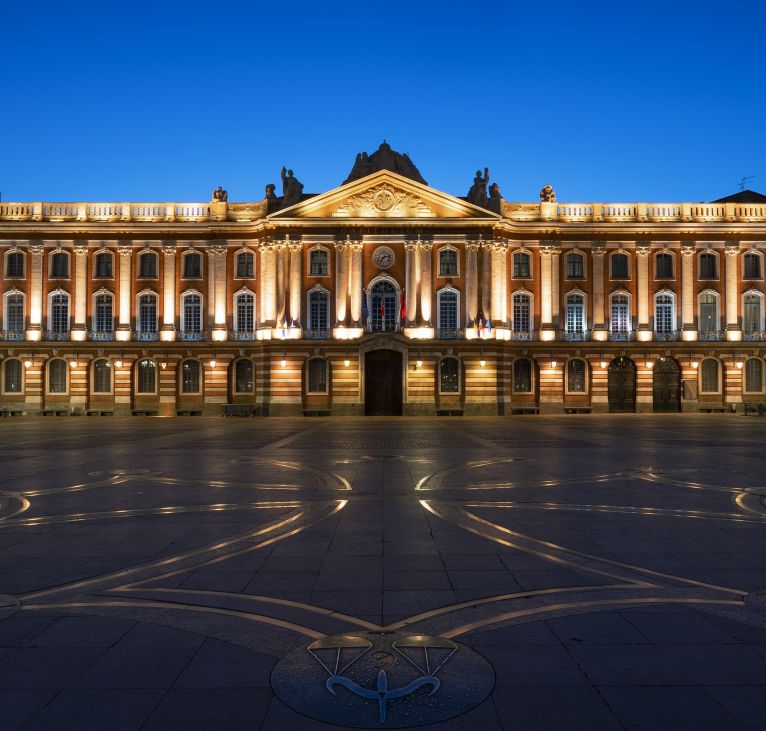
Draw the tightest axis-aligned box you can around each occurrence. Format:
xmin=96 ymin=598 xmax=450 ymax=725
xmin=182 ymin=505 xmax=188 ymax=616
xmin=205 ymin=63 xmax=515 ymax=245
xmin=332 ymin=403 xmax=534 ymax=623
xmin=653 ymin=357 xmax=681 ymax=412
xmin=608 ymin=357 xmax=636 ymax=413
xmin=364 ymin=349 xmax=403 ymax=415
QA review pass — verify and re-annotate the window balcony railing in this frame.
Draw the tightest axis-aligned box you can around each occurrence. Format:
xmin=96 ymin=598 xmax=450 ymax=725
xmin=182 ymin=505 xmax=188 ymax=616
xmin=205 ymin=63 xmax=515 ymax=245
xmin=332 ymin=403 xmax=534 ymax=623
xmin=365 ymin=322 xmax=400 ymax=333
xmin=608 ymin=330 xmax=637 ymax=341
xmin=0 ymin=331 xmax=25 ymax=341
xmin=231 ymin=330 xmax=258 ymax=341
xmin=178 ymin=330 xmax=208 ymax=342
xmin=43 ymin=330 xmax=70 ymax=341
xmin=561 ymin=329 xmax=591 ymax=342
xmin=510 ymin=330 xmax=537 ymax=341
xmin=744 ymin=331 xmax=766 ymax=342
xmin=134 ymin=330 xmax=159 ymax=342
xmin=436 ymin=328 xmax=464 ymax=340
xmin=303 ymin=329 xmax=332 ymax=340
xmin=698 ymin=330 xmax=725 ymax=342
xmin=88 ymin=330 xmax=114 ymax=341
xmin=654 ymin=330 xmax=680 ymax=342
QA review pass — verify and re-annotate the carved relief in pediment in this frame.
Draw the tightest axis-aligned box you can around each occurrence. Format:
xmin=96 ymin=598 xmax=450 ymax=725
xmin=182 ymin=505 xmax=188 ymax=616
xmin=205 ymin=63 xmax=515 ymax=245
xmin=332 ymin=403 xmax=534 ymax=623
xmin=332 ymin=184 xmax=435 ymax=218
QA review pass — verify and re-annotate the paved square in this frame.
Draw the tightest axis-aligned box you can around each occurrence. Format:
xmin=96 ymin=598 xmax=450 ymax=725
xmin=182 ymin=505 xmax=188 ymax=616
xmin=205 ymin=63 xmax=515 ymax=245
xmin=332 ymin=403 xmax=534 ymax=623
xmin=1 ymin=415 xmax=766 ymax=729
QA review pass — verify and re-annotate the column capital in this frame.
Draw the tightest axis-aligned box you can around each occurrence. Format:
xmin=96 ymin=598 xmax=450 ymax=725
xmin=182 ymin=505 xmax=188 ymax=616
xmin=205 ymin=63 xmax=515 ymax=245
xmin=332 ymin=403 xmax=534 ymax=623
xmin=162 ymin=240 xmax=177 ymax=256
xmin=491 ymin=241 xmax=508 ymax=253
xmin=73 ymin=240 xmax=88 ymax=256
xmin=419 ymin=242 xmax=433 ymax=253
xmin=208 ymin=240 xmax=227 ymax=256
xmin=404 ymin=240 xmax=419 ymax=252
xmin=680 ymin=243 xmax=696 ymax=257
xmin=591 ymin=240 xmax=607 ymax=257
xmin=288 ymin=241 xmax=303 ymax=253
xmin=348 ymin=241 xmax=363 ymax=252
xmin=333 ymin=241 xmax=347 ymax=253
xmin=28 ymin=240 xmax=44 ymax=256
xmin=635 ymin=242 xmax=651 ymax=257
xmin=465 ymin=241 xmax=481 ymax=252
xmin=117 ymin=240 xmax=132 ymax=257
xmin=540 ymin=241 xmax=561 ymax=256
xmin=725 ymin=241 xmax=740 ymax=256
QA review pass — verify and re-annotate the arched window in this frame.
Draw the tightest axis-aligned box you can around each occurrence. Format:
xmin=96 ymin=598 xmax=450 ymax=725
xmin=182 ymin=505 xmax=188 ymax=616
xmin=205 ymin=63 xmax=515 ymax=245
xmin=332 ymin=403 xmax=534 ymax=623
xmin=744 ymin=292 xmax=764 ymax=336
xmin=3 ymin=359 xmax=22 ymax=394
xmin=610 ymin=252 xmax=629 ymax=279
xmin=512 ymin=292 xmax=531 ymax=333
xmin=368 ymin=280 xmax=398 ymax=332
xmin=699 ymin=251 xmax=718 ymax=279
xmin=439 ymin=357 xmax=460 ymax=393
xmin=138 ymin=292 xmax=158 ymax=334
xmin=745 ymin=358 xmax=764 ymax=393
xmin=4 ymin=292 xmax=24 ymax=334
xmin=234 ymin=291 xmax=255 ymax=333
xmin=309 ymin=248 xmax=328 ymax=276
xmin=234 ymin=359 xmax=254 ymax=394
xmin=93 ymin=292 xmax=113 ymax=335
xmin=181 ymin=360 xmax=201 ymax=394
xmin=513 ymin=358 xmax=533 ymax=393
xmin=94 ymin=251 xmax=113 ymax=279
xmin=655 ymin=252 xmax=674 ymax=280
xmin=566 ymin=359 xmax=587 ymax=393
xmin=654 ymin=292 xmax=675 ymax=334
xmin=136 ymin=359 xmax=157 ymax=394
xmin=306 ymin=357 xmax=328 ymax=394
xmin=47 ymin=359 xmax=67 ymax=394
xmin=49 ymin=292 xmax=70 ymax=334
xmin=50 ymin=251 xmax=69 ymax=278
xmin=566 ymin=252 xmax=584 ymax=279
xmin=438 ymin=248 xmax=458 ymax=276
xmin=6 ymin=250 xmax=24 ymax=278
xmin=565 ymin=292 xmax=585 ymax=334
xmin=181 ymin=292 xmax=202 ymax=334
xmin=437 ymin=289 xmax=459 ymax=332
xmin=236 ymin=251 xmax=254 ymax=278
xmin=308 ymin=289 xmax=329 ymax=331
xmin=700 ymin=358 xmax=720 ymax=393
xmin=610 ymin=293 xmax=630 ymax=333
xmin=138 ymin=251 xmax=158 ymax=279
xmin=92 ymin=358 xmax=112 ymax=393
xmin=744 ymin=251 xmax=762 ymax=280
xmin=182 ymin=251 xmax=202 ymax=279
xmin=513 ymin=251 xmax=531 ymax=278
xmin=698 ymin=291 xmax=719 ymax=336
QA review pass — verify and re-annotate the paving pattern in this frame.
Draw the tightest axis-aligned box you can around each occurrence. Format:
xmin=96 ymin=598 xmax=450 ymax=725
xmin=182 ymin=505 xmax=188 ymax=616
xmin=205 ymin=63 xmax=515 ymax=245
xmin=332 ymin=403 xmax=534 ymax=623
xmin=1 ymin=415 xmax=766 ymax=729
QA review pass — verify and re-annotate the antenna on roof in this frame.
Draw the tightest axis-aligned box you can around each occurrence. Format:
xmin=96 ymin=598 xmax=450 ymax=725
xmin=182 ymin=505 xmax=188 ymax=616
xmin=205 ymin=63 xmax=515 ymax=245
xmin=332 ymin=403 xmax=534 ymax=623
xmin=740 ymin=176 xmax=755 ymax=191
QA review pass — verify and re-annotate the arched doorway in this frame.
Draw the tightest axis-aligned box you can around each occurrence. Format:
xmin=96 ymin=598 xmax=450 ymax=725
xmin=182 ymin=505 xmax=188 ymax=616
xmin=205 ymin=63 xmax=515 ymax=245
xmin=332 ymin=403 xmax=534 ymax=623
xmin=653 ymin=357 xmax=681 ymax=412
xmin=365 ymin=350 xmax=403 ymax=415
xmin=608 ymin=357 xmax=636 ymax=413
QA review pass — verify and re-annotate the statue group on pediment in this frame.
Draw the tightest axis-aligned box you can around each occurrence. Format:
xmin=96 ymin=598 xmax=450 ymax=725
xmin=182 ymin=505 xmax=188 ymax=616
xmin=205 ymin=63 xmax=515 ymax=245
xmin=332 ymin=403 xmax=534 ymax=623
xmin=211 ymin=186 xmax=228 ymax=202
xmin=343 ymin=141 xmax=428 ymax=185
xmin=467 ymin=168 xmax=504 ymax=211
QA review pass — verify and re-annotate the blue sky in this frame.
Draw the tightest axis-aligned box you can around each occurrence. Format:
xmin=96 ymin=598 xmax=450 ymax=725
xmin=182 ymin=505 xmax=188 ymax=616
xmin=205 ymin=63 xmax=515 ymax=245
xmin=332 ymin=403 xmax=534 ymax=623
xmin=1 ymin=0 xmax=763 ymax=203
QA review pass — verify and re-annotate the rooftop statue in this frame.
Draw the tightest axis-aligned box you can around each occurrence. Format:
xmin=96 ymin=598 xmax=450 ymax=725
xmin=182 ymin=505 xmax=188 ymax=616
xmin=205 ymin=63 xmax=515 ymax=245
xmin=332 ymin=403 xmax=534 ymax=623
xmin=264 ymin=183 xmax=277 ymax=200
xmin=281 ymin=167 xmax=304 ymax=208
xmin=540 ymin=184 xmax=557 ymax=203
xmin=467 ymin=168 xmax=489 ymax=208
xmin=211 ymin=186 xmax=228 ymax=202
xmin=343 ymin=141 xmax=428 ymax=185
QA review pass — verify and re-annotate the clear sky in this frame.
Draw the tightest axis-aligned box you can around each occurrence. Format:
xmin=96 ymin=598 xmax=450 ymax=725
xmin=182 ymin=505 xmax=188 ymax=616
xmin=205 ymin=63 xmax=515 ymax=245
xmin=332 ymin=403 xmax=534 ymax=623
xmin=1 ymin=0 xmax=764 ymax=204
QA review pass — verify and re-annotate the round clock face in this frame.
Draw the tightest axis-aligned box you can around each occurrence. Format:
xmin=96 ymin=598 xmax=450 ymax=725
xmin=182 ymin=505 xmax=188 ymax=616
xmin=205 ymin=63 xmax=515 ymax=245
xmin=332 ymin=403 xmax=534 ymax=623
xmin=372 ymin=246 xmax=395 ymax=269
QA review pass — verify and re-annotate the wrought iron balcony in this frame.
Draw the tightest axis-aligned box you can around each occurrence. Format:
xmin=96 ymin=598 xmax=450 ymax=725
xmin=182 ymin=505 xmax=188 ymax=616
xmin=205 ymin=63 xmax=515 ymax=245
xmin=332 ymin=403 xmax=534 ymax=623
xmin=698 ymin=330 xmax=725 ymax=342
xmin=134 ymin=330 xmax=160 ymax=342
xmin=608 ymin=330 xmax=637 ymax=342
xmin=436 ymin=328 xmax=464 ymax=340
xmin=654 ymin=330 xmax=680 ymax=342
xmin=510 ymin=330 xmax=537 ymax=341
xmin=0 ymin=331 xmax=25 ymax=342
xmin=88 ymin=330 xmax=114 ymax=341
xmin=231 ymin=330 xmax=258 ymax=341
xmin=303 ymin=329 xmax=332 ymax=340
xmin=561 ymin=329 xmax=591 ymax=342
xmin=365 ymin=322 xmax=400 ymax=333
xmin=43 ymin=330 xmax=70 ymax=341
xmin=178 ymin=330 xmax=208 ymax=342
xmin=744 ymin=331 xmax=766 ymax=342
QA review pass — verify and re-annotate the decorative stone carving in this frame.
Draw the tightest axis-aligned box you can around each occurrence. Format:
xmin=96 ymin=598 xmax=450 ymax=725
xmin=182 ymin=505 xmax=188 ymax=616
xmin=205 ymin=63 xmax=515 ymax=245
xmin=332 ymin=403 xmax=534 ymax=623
xmin=211 ymin=186 xmax=228 ymax=202
xmin=333 ymin=241 xmax=347 ymax=254
xmin=162 ymin=240 xmax=177 ymax=256
xmin=118 ymin=241 xmax=132 ymax=257
xmin=725 ymin=241 xmax=740 ymax=256
xmin=540 ymin=240 xmax=561 ymax=256
xmin=635 ymin=241 xmax=651 ymax=257
xmin=332 ymin=184 xmax=435 ymax=218
xmin=28 ymin=241 xmax=44 ymax=256
xmin=681 ymin=243 xmax=696 ymax=257
xmin=73 ymin=240 xmax=88 ymax=256
xmin=591 ymin=241 xmax=607 ymax=257
xmin=540 ymin=185 xmax=557 ymax=203
xmin=343 ymin=141 xmax=427 ymax=185
xmin=209 ymin=240 xmax=227 ymax=256
xmin=467 ymin=168 xmax=489 ymax=208
xmin=372 ymin=246 xmax=395 ymax=269
xmin=465 ymin=240 xmax=481 ymax=252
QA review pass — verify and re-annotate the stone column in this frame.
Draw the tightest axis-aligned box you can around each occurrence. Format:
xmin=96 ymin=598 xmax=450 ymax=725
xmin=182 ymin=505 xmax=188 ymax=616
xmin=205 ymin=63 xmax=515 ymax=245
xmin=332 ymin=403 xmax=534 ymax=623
xmin=635 ymin=242 xmax=651 ymax=338
xmin=274 ymin=239 xmax=287 ymax=326
xmin=681 ymin=243 xmax=696 ymax=338
xmin=259 ymin=240 xmax=276 ymax=328
xmin=404 ymin=240 xmax=419 ymax=326
xmin=465 ymin=241 xmax=479 ymax=326
xmin=725 ymin=241 xmax=741 ymax=340
xmin=349 ymin=240 xmax=363 ymax=325
xmin=162 ymin=241 xmax=176 ymax=339
xmin=206 ymin=247 xmax=217 ymax=330
xmin=26 ymin=241 xmax=44 ymax=340
xmin=334 ymin=241 xmax=347 ymax=325
xmin=72 ymin=240 xmax=88 ymax=340
xmin=116 ymin=241 xmax=132 ymax=340
xmin=289 ymin=241 xmax=303 ymax=325
xmin=212 ymin=241 xmax=227 ymax=339
xmin=419 ymin=241 xmax=433 ymax=325
xmin=480 ymin=239 xmax=491 ymax=321
xmin=490 ymin=242 xmax=508 ymax=327
xmin=591 ymin=241 xmax=606 ymax=337
xmin=551 ymin=246 xmax=560 ymax=328
xmin=540 ymin=242 xmax=560 ymax=338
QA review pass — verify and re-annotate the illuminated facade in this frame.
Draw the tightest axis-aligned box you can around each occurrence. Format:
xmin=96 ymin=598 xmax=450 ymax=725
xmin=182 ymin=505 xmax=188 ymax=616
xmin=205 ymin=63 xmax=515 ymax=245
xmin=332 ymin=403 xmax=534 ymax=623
xmin=1 ymin=145 xmax=766 ymax=416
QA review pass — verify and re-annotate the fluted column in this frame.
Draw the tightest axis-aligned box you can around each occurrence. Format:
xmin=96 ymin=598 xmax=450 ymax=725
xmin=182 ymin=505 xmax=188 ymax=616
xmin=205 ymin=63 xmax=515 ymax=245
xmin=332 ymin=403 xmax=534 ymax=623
xmin=465 ymin=241 xmax=479 ymax=326
xmin=480 ymin=238 xmax=491 ymax=321
xmin=26 ymin=241 xmax=44 ymax=341
xmin=419 ymin=241 xmax=433 ymax=325
xmin=635 ymin=242 xmax=651 ymax=340
xmin=404 ymin=240 xmax=419 ymax=326
xmin=334 ymin=241 xmax=347 ymax=325
xmin=289 ymin=241 xmax=302 ymax=325
xmin=116 ymin=241 xmax=132 ymax=341
xmin=725 ymin=242 xmax=741 ymax=340
xmin=72 ymin=240 xmax=88 ymax=340
xmin=162 ymin=241 xmax=176 ymax=340
xmin=211 ymin=240 xmax=227 ymax=340
xmin=259 ymin=240 xmax=276 ymax=328
xmin=681 ymin=243 xmax=696 ymax=339
xmin=349 ymin=240 xmax=363 ymax=325
xmin=591 ymin=241 xmax=606 ymax=339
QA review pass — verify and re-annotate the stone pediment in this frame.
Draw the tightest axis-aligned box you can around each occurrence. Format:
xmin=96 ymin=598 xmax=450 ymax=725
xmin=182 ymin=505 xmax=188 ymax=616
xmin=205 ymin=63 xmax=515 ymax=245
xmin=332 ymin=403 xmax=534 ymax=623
xmin=269 ymin=170 xmax=498 ymax=220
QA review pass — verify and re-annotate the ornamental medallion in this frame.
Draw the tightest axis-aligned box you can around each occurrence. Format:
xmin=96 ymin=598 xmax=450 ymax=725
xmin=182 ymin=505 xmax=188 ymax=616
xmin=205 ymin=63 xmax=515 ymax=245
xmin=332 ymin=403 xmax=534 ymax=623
xmin=373 ymin=188 xmax=396 ymax=212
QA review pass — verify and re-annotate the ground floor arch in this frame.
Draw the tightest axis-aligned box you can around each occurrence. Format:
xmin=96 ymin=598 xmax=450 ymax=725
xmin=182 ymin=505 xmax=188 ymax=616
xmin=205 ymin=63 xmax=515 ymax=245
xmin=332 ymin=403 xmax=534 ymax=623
xmin=608 ymin=357 xmax=636 ymax=413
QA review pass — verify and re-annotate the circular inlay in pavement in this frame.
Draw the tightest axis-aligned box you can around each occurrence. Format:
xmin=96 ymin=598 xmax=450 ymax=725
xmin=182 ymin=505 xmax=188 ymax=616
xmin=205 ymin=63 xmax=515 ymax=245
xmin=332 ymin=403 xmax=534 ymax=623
xmin=0 ymin=595 xmax=19 ymax=621
xmin=271 ymin=631 xmax=494 ymax=728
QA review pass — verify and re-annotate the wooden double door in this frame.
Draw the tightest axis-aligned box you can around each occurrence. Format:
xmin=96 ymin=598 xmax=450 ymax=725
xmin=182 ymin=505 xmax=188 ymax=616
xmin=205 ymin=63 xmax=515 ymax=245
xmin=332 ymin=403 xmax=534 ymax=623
xmin=364 ymin=350 xmax=403 ymax=415
xmin=653 ymin=357 xmax=681 ymax=412
xmin=608 ymin=357 xmax=636 ymax=413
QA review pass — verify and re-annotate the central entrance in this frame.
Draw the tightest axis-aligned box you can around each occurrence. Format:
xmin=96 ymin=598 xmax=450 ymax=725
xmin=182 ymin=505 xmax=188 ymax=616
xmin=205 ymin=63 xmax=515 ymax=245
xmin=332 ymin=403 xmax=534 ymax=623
xmin=653 ymin=356 xmax=681 ymax=412
xmin=364 ymin=349 xmax=403 ymax=415
xmin=608 ymin=357 xmax=636 ymax=413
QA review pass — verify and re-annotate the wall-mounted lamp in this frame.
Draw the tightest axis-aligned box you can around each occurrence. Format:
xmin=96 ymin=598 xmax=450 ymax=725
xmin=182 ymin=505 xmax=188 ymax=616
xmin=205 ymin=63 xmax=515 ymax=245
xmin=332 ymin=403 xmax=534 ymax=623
xmin=551 ymin=360 xmax=558 ymax=369
xmin=479 ymin=348 xmax=485 ymax=368
xmin=691 ymin=359 xmax=699 ymax=369
xmin=344 ymin=357 xmax=350 ymax=368
xmin=646 ymin=357 xmax=653 ymax=369
xmin=210 ymin=359 xmax=217 ymax=368
xmin=24 ymin=360 xmax=32 ymax=369
xmin=599 ymin=353 xmax=606 ymax=369
xmin=736 ymin=360 xmax=744 ymax=369
xmin=69 ymin=359 xmax=78 ymax=369
xmin=114 ymin=359 xmax=123 ymax=368
xmin=416 ymin=351 xmax=422 ymax=369
xmin=281 ymin=351 xmax=287 ymax=368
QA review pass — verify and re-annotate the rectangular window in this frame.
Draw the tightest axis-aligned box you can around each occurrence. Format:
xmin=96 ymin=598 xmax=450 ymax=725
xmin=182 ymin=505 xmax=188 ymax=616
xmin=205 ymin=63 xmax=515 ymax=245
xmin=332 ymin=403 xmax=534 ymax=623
xmin=139 ymin=254 xmax=158 ymax=279
xmin=513 ymin=253 xmax=530 ymax=278
xmin=513 ymin=295 xmax=530 ymax=332
xmin=307 ymin=359 xmax=328 ymax=393
xmin=655 ymin=254 xmax=674 ymax=279
xmin=236 ymin=253 xmax=254 ymax=278
xmin=744 ymin=255 xmax=762 ymax=280
xmin=6 ymin=296 xmax=24 ymax=333
xmin=439 ymin=250 xmax=458 ymax=276
xmin=309 ymin=250 xmax=328 ymax=276
xmin=183 ymin=254 xmax=201 ymax=278
xmin=566 ymin=254 xmax=584 ymax=279
xmin=611 ymin=254 xmax=629 ymax=279
xmin=439 ymin=293 xmax=458 ymax=330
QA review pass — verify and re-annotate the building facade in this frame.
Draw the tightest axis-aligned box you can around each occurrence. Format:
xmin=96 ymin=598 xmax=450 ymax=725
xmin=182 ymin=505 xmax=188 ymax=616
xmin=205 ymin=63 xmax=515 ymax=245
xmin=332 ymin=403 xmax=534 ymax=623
xmin=1 ymin=144 xmax=766 ymax=416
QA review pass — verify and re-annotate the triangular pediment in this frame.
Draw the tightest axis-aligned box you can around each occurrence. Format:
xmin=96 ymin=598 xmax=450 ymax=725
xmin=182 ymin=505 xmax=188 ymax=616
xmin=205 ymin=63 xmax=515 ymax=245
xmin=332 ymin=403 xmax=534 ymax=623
xmin=269 ymin=170 xmax=498 ymax=220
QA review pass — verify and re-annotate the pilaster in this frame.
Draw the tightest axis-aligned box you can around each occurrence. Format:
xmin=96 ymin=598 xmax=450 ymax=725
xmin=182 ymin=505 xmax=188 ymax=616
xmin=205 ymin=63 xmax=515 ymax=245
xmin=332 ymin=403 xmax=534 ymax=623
xmin=116 ymin=241 xmax=132 ymax=341
xmin=591 ymin=241 xmax=606 ymax=340
xmin=161 ymin=241 xmax=177 ymax=341
xmin=725 ymin=242 xmax=741 ymax=340
xmin=635 ymin=241 xmax=651 ymax=341
xmin=26 ymin=241 xmax=44 ymax=341
xmin=681 ymin=243 xmax=697 ymax=340
xmin=72 ymin=240 xmax=88 ymax=341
